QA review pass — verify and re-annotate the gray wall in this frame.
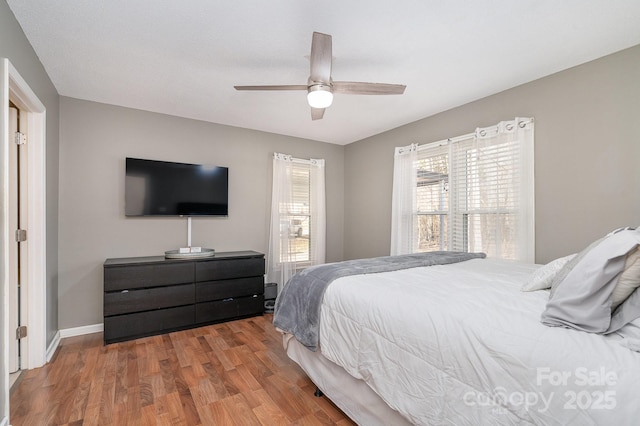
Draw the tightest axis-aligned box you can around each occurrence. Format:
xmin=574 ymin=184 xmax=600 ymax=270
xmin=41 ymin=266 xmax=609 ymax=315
xmin=1 ymin=0 xmax=60 ymax=359
xmin=58 ymin=97 xmax=344 ymax=329
xmin=344 ymin=45 xmax=640 ymax=264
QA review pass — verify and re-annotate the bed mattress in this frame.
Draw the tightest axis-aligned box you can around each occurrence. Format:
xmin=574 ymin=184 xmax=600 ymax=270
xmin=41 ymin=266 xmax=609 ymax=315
xmin=317 ymin=258 xmax=640 ymax=425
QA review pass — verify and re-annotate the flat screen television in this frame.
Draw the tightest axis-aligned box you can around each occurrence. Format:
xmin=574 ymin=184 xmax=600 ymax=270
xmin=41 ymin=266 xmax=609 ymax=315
xmin=125 ymin=157 xmax=229 ymax=217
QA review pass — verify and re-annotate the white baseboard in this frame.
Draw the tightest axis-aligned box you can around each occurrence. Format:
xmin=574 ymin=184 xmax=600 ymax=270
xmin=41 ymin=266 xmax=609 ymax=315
xmin=59 ymin=323 xmax=103 ymax=339
xmin=46 ymin=330 xmax=61 ymax=362
xmin=43 ymin=324 xmax=102 ymax=362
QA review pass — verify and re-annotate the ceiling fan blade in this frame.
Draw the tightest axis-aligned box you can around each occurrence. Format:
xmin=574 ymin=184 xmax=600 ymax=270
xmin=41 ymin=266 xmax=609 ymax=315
xmin=309 ymin=32 xmax=332 ymax=83
xmin=234 ymin=85 xmax=308 ymax=91
xmin=332 ymin=81 xmax=406 ymax=95
xmin=311 ymin=107 xmax=325 ymax=120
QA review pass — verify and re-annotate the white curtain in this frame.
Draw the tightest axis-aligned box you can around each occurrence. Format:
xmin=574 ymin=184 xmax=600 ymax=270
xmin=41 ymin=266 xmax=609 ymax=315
xmin=309 ymin=158 xmax=326 ymax=268
xmin=390 ymin=143 xmax=418 ymax=255
xmin=266 ymin=153 xmax=326 ymax=293
xmin=468 ymin=118 xmax=535 ymax=262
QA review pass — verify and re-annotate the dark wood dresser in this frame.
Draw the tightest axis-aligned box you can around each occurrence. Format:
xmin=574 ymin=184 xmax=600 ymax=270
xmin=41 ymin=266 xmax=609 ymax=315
xmin=103 ymin=251 xmax=264 ymax=344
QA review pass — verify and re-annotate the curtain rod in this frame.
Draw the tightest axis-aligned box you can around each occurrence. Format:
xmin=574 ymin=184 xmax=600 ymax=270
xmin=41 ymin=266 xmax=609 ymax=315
xmin=398 ymin=117 xmax=533 ymax=154
xmin=273 ymin=152 xmax=324 ymax=166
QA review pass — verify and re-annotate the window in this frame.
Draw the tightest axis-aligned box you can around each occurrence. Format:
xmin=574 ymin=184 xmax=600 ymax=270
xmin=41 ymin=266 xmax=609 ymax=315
xmin=392 ymin=118 xmax=534 ymax=262
xmin=416 ymin=144 xmax=449 ymax=252
xmin=266 ymin=153 xmax=326 ymax=290
xmin=280 ymin=162 xmax=312 ymax=263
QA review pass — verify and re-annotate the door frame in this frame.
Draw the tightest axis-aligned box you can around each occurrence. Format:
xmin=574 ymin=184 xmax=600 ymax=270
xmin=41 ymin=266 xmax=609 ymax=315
xmin=1 ymin=59 xmax=47 ymax=383
xmin=8 ymin=105 xmax=21 ymax=374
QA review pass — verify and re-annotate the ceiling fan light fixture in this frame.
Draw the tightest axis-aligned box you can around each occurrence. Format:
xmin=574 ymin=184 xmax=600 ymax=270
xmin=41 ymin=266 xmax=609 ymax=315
xmin=307 ymin=84 xmax=333 ymax=109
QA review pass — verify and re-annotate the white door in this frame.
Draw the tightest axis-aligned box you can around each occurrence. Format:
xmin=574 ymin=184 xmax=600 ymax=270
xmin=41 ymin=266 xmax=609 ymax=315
xmin=8 ymin=104 xmax=27 ymax=374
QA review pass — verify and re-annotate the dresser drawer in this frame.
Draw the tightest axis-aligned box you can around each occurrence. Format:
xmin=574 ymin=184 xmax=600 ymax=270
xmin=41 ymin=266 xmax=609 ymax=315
xmin=196 ymin=277 xmax=263 ymax=302
xmin=104 ymin=305 xmax=195 ymax=344
xmin=237 ymin=294 xmax=264 ymax=317
xmin=195 ymin=257 xmax=264 ymax=282
xmin=195 ymin=294 xmax=264 ymax=324
xmin=104 ymin=262 xmax=193 ymax=291
xmin=104 ymin=283 xmax=194 ymax=316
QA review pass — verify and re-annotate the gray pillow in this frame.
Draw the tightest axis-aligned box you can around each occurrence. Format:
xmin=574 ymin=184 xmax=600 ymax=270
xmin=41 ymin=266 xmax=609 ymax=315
xmin=541 ymin=227 xmax=640 ymax=333
xmin=548 ymin=237 xmax=604 ymax=298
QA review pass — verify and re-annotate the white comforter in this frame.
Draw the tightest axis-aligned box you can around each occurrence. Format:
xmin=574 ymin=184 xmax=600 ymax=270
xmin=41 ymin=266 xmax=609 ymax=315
xmin=318 ymin=258 xmax=640 ymax=425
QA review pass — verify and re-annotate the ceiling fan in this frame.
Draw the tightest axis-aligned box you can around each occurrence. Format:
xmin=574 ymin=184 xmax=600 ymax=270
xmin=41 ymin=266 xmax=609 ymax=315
xmin=234 ymin=32 xmax=406 ymax=120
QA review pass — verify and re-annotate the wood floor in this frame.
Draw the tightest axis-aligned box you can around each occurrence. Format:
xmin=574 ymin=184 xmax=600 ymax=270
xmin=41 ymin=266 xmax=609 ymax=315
xmin=10 ymin=314 xmax=356 ymax=425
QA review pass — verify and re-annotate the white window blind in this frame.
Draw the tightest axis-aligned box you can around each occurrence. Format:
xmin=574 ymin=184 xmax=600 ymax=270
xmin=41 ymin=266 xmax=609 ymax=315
xmin=392 ymin=118 xmax=534 ymax=262
xmin=416 ymin=143 xmax=449 ymax=252
xmin=281 ymin=161 xmax=312 ymax=263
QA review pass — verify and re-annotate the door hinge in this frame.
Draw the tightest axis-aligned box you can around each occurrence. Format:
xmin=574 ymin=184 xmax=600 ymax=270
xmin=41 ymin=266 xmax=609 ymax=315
xmin=14 ymin=131 xmax=26 ymax=145
xmin=15 ymin=229 xmax=27 ymax=242
xmin=16 ymin=325 xmax=27 ymax=340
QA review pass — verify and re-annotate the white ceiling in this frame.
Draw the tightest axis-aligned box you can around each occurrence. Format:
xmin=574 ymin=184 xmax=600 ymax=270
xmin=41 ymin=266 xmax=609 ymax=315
xmin=7 ymin=1 xmax=640 ymax=145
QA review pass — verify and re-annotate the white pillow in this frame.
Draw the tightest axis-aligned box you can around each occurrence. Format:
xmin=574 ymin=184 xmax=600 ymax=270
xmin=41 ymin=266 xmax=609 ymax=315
xmin=521 ymin=254 xmax=576 ymax=292
xmin=611 ymin=246 xmax=640 ymax=309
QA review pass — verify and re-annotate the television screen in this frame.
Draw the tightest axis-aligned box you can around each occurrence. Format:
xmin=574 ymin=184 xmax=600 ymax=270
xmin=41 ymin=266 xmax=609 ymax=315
xmin=125 ymin=157 xmax=228 ymax=216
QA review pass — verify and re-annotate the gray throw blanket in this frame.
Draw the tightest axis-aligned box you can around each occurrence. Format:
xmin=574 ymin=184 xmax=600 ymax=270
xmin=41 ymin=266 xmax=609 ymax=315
xmin=273 ymin=251 xmax=486 ymax=351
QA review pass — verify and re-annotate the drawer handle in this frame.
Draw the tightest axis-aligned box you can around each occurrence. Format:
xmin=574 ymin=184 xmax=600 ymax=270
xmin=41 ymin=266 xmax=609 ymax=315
xmin=223 ymin=298 xmax=234 ymax=302
xmin=121 ymin=290 xmax=129 ymax=293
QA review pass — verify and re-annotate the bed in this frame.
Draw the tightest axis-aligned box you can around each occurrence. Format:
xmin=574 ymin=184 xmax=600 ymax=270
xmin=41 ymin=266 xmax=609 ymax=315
xmin=273 ymin=228 xmax=640 ymax=425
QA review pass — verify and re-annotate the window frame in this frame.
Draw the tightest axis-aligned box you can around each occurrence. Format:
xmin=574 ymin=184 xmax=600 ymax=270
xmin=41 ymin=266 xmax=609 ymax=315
xmin=277 ymin=161 xmax=313 ymax=265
